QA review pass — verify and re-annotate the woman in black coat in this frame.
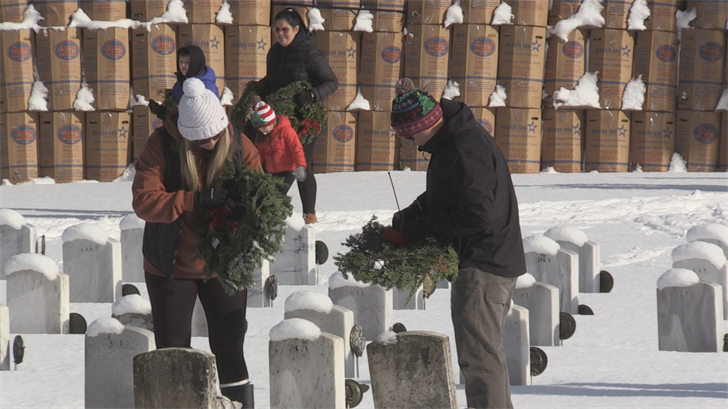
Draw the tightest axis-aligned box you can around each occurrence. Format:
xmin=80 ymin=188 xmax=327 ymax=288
xmin=258 ymin=8 xmax=339 ymax=224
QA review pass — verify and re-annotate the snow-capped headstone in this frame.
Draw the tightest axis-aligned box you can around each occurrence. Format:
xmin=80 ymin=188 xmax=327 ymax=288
xmin=512 ymin=274 xmax=560 ymax=346
xmin=269 ymin=222 xmax=317 ymax=285
xmin=687 ymin=223 xmax=728 ymax=258
xmin=248 ymin=259 xmax=273 ymax=308
xmin=544 ymin=226 xmax=602 ymax=293
xmin=85 ymin=320 xmax=155 ymax=409
xmin=0 ymin=304 xmax=9 ymax=370
xmin=119 ymin=214 xmax=145 ymax=283
xmin=671 ymin=241 xmax=728 ymax=317
xmin=328 ymin=272 xmax=393 ymax=340
xmin=62 ymin=223 xmax=122 ymax=303
xmin=269 ymin=319 xmax=345 ymax=409
xmin=523 ymin=235 xmax=580 ymax=314
xmin=191 ymin=296 xmax=208 ymax=337
xmin=133 ymin=348 xmax=218 ymax=408
xmin=656 ymin=269 xmax=724 ymax=353
xmin=0 ymin=209 xmax=37 ymax=280
xmin=111 ymin=295 xmax=153 ymax=332
xmin=392 ymin=285 xmax=425 ymax=310
xmin=367 ymin=331 xmax=458 ymax=409
xmin=504 ymin=303 xmax=531 ymax=385
xmin=6 ymin=253 xmax=69 ymax=334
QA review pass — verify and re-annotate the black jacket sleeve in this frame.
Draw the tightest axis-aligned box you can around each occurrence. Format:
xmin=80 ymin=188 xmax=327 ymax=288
xmin=305 ymin=47 xmax=338 ymax=102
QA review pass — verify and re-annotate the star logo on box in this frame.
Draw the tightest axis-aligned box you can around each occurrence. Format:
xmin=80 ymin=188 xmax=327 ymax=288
xmin=618 ymin=125 xmax=627 ymax=137
xmin=572 ymin=124 xmax=581 ymax=136
xmin=531 ymin=39 xmax=541 ymax=52
xmin=210 ymin=36 xmax=220 ymax=49
xmin=621 ymin=45 xmax=631 ymax=57
xmin=528 ymin=121 xmax=538 ymax=133
xmin=118 ymin=126 xmax=127 ymax=139
xmin=346 ymin=46 xmax=356 ymax=58
xmin=663 ymin=127 xmax=672 ymax=139
xmin=256 ymin=38 xmax=267 ymax=50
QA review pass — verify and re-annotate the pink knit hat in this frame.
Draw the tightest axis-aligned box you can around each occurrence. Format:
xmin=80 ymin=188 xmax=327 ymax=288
xmin=252 ymin=101 xmax=277 ymax=128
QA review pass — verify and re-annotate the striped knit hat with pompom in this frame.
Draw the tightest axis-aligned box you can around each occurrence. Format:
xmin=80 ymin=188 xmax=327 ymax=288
xmin=390 ymin=78 xmax=443 ymax=138
xmin=252 ymin=100 xmax=277 ymax=128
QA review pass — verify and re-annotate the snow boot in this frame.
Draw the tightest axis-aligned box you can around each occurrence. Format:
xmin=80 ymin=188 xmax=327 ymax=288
xmin=221 ymin=383 xmax=254 ymax=408
xmin=303 ymin=213 xmax=317 ymax=224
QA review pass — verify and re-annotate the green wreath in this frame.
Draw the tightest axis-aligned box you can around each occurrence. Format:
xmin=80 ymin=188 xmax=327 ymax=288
xmin=334 ymin=217 xmax=459 ymax=302
xmin=230 ymin=80 xmax=327 ymax=146
xmin=190 ymin=164 xmax=293 ymax=295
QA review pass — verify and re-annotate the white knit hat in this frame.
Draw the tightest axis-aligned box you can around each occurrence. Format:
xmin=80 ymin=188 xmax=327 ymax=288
xmin=177 ymin=78 xmax=229 ymax=141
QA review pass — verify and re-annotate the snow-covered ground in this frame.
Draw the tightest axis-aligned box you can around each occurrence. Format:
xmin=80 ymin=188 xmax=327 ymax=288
xmin=0 ymin=168 xmax=727 ymax=408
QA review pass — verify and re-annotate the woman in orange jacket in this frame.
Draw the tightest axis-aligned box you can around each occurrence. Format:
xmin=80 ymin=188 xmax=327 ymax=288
xmin=250 ymin=100 xmax=307 ymax=195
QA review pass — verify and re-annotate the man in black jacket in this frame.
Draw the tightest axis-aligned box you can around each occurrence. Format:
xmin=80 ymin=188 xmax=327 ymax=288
xmin=389 ymin=78 xmax=526 ymax=409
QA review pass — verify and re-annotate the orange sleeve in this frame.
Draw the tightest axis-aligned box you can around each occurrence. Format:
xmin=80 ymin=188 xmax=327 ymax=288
xmin=131 ymin=131 xmax=195 ymax=223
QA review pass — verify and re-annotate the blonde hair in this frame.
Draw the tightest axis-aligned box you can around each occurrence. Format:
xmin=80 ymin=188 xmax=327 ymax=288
xmin=179 ymin=128 xmax=231 ymax=192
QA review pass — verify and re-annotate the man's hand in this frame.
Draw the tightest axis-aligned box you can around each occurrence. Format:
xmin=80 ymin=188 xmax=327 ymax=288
xmin=392 ymin=199 xmax=424 ymax=232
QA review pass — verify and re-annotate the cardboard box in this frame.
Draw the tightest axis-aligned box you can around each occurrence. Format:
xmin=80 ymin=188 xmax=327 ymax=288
xmin=224 ymin=26 xmax=270 ymax=106
xmin=0 ymin=0 xmax=29 ymax=23
xmin=313 ymin=111 xmax=356 ymax=173
xmin=470 ymin=107 xmax=496 ymax=137
xmin=404 ymin=24 xmax=451 ymax=101
xmin=677 ymin=29 xmax=725 ymax=112
xmin=224 ymin=0 xmax=269 ymax=25
xmin=132 ymin=105 xmax=164 ymax=161
xmin=449 ymin=24 xmax=499 ymax=107
xmin=541 ymin=108 xmax=584 ymax=173
xmin=406 ymin=0 xmax=451 ymax=25
xmin=497 ymin=25 xmax=547 ymax=109
xmin=494 ymin=107 xmax=542 ymax=174
xmin=688 ymin=1 xmax=728 ymax=29
xmin=82 ymin=28 xmax=131 ymax=111
xmin=1 ymin=30 xmax=35 ymax=113
xmin=34 ymin=0 xmax=78 ymax=27
xmin=356 ymin=111 xmax=398 ymax=171
xmin=633 ymin=30 xmax=678 ymax=112
xmin=584 ymin=110 xmax=630 ymax=172
xmin=320 ymin=0 xmax=359 ymax=31
xmin=720 ymin=112 xmax=727 ymax=171
xmin=548 ymin=0 xmax=582 ymax=27
xmin=131 ymin=24 xmax=178 ymax=101
xmin=35 ymin=29 xmax=82 ymax=112
xmin=399 ymin=138 xmax=430 ymax=171
xmin=644 ymin=0 xmax=681 ymax=32
xmin=178 ymin=24 xmax=226 ymax=98
xmin=365 ymin=0 xmax=406 ymax=32
xmin=601 ymin=0 xmax=632 ymax=29
xmin=0 ymin=112 xmax=39 ymax=183
xmin=460 ymin=0 xmax=500 ymax=24
xmin=181 ymin=0 xmax=224 ymax=24
xmin=79 ymin=0 xmax=127 ymax=21
xmin=39 ymin=112 xmax=85 ymax=183
xmin=630 ymin=112 xmax=675 ymax=172
xmin=545 ymin=29 xmax=586 ymax=98
xmin=318 ymin=31 xmax=360 ymax=111
xmin=509 ymin=0 xmax=549 ymax=27
xmin=85 ymin=112 xmax=131 ymax=182
xmin=675 ymin=110 xmax=721 ymax=172
xmin=130 ymin=0 xmax=171 ymax=21
xmin=359 ymin=32 xmax=403 ymax=111
xmin=588 ymin=29 xmax=634 ymax=110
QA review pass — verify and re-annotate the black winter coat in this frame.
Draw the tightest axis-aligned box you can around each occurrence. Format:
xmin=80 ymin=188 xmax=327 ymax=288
xmin=263 ymin=31 xmax=338 ymax=102
xmin=414 ymin=99 xmax=526 ymax=278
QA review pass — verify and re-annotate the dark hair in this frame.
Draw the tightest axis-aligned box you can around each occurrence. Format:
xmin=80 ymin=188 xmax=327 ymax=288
xmin=177 ymin=47 xmax=191 ymax=58
xmin=274 ymin=8 xmax=307 ymax=31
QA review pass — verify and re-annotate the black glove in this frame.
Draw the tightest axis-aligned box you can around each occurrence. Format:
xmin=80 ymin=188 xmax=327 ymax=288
xmin=392 ymin=199 xmax=424 ymax=232
xmin=401 ymin=216 xmax=435 ymax=245
xmin=194 ymin=187 xmax=230 ymax=209
xmin=293 ymin=90 xmax=314 ymax=107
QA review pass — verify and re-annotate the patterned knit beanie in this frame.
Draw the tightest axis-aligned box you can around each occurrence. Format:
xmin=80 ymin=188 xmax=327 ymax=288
xmin=390 ymin=78 xmax=443 ymax=138
xmin=252 ymin=101 xmax=277 ymax=128
xmin=177 ymin=78 xmax=228 ymax=141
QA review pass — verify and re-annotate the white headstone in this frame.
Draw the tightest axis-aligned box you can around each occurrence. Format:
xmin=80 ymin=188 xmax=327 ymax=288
xmin=513 ymin=275 xmax=560 ymax=346
xmin=62 ymin=224 xmax=122 ymax=303
xmin=687 ymin=223 xmax=728 ymax=258
xmin=504 ymin=303 xmax=531 ymax=386
xmin=657 ymin=269 xmax=724 ymax=352
xmin=544 ymin=226 xmax=601 ymax=293
xmin=248 ymin=259 xmax=273 ymax=308
xmin=523 ymin=234 xmax=579 ymax=314
xmin=328 ymin=272 xmax=393 ymax=340
xmin=393 ymin=285 xmax=425 ymax=310
xmin=6 ymin=254 xmax=69 ymax=334
xmin=269 ymin=319 xmax=345 ymax=409
xmin=191 ymin=296 xmax=208 ymax=337
xmin=119 ymin=214 xmax=145 ymax=283
xmin=0 ymin=208 xmax=37 ymax=280
xmin=111 ymin=294 xmax=153 ymax=332
xmin=283 ymin=291 xmax=356 ymax=377
xmin=85 ymin=320 xmax=155 ymax=409
xmin=672 ymin=241 xmax=728 ymax=317
xmin=0 ymin=304 xmax=9 ymax=370
xmin=367 ymin=331 xmax=458 ymax=409
xmin=270 ymin=223 xmax=317 ymax=285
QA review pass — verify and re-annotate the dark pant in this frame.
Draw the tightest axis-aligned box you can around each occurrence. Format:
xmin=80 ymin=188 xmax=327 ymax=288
xmin=144 ymin=272 xmax=250 ymax=384
xmin=297 ymin=137 xmax=317 ymax=214
xmin=273 ymin=171 xmax=296 ymax=195
xmin=451 ymin=266 xmax=517 ymax=409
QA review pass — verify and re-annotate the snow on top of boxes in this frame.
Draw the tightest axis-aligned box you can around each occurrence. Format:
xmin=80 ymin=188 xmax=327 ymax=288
xmin=0 ymin=4 xmax=43 ymax=31
xmin=657 ymin=268 xmax=700 ymax=290
xmin=516 ymin=272 xmax=536 ymax=289
xmin=62 ymin=223 xmax=108 ymax=245
xmin=523 ymin=234 xmax=560 ymax=256
xmin=622 ymin=76 xmax=647 ymax=110
xmin=491 ymin=2 xmax=513 ymax=26
xmin=120 ymin=214 xmax=145 ymax=231
xmin=5 ymin=253 xmax=59 ymax=281
xmin=0 ymin=208 xmax=27 ymax=230
xmin=112 ymin=294 xmax=152 ymax=316
xmin=544 ymin=226 xmax=588 ymax=247
xmin=87 ymin=318 xmax=125 ymax=337
xmin=687 ymin=223 xmax=728 ymax=245
xmin=270 ymin=318 xmax=321 ymax=341
xmin=676 ymin=8 xmax=697 ymax=40
xmin=285 ymin=291 xmax=334 ymax=314
xmin=216 ymin=1 xmax=233 ymax=24
xmin=549 ymin=0 xmax=605 ymax=42
xmin=627 ymin=0 xmax=651 ymax=31
xmin=328 ymin=271 xmax=370 ymax=289
xmin=672 ymin=241 xmax=727 ymax=270
xmin=553 ymin=72 xmax=601 ymax=110
xmin=443 ymin=3 xmax=464 ymax=28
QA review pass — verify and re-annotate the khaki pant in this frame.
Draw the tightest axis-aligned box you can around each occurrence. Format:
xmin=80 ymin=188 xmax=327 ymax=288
xmin=451 ymin=266 xmax=517 ymax=409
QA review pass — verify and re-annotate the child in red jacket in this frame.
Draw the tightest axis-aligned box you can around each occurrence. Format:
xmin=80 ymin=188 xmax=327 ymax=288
xmin=251 ymin=100 xmax=307 ymax=195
